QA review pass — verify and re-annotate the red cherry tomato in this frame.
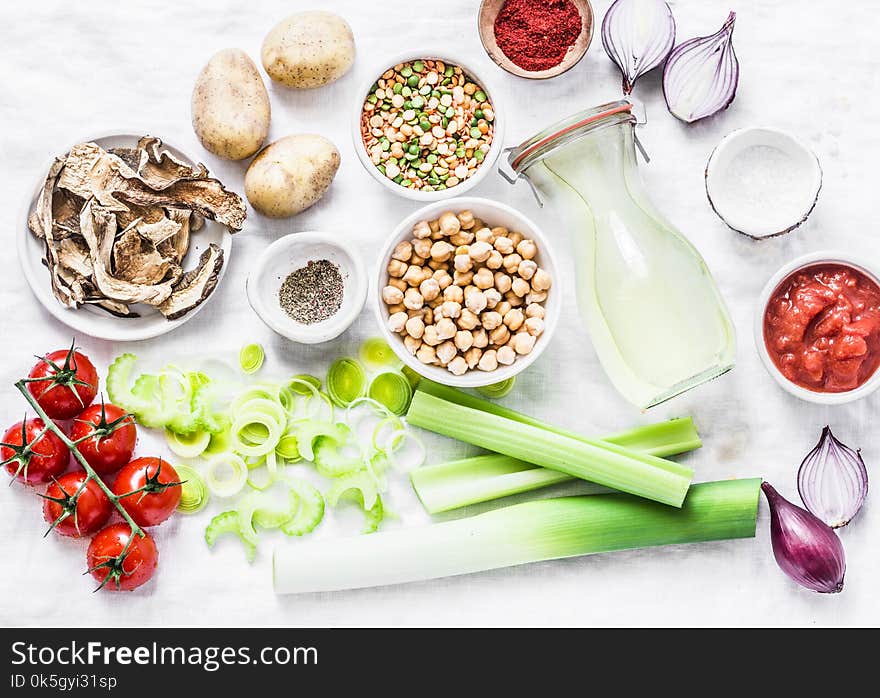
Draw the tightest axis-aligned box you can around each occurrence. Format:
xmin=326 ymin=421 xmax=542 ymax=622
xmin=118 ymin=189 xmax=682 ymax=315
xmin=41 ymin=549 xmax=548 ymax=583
xmin=70 ymin=403 xmax=137 ymax=475
xmin=1 ymin=418 xmax=69 ymax=485
xmin=112 ymin=457 xmax=181 ymax=527
xmin=42 ymin=471 xmax=113 ymax=537
xmin=87 ymin=523 xmax=158 ymax=592
xmin=27 ymin=347 xmax=98 ymax=420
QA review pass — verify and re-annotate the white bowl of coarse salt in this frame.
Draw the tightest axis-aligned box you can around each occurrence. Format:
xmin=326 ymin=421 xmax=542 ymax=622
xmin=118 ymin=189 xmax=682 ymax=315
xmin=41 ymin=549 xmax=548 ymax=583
xmin=705 ymin=127 xmax=822 ymax=239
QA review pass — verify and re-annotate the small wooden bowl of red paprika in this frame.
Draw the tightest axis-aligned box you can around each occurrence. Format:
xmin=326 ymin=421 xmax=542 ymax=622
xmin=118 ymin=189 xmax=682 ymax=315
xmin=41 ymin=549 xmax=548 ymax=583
xmin=755 ymin=251 xmax=880 ymax=405
xmin=478 ymin=0 xmax=594 ymax=79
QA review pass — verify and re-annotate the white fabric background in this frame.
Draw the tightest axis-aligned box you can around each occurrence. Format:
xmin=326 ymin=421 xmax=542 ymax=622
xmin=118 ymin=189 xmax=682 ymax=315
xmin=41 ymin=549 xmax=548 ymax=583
xmin=1 ymin=0 xmax=877 ymax=627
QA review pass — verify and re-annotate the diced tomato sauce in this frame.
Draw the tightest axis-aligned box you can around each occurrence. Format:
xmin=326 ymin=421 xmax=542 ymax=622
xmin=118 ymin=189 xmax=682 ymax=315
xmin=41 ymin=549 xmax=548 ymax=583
xmin=764 ymin=263 xmax=880 ymax=392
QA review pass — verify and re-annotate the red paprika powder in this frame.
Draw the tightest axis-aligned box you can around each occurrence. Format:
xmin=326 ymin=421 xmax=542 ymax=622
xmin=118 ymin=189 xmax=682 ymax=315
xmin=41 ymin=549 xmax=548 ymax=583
xmin=493 ymin=0 xmax=583 ymax=72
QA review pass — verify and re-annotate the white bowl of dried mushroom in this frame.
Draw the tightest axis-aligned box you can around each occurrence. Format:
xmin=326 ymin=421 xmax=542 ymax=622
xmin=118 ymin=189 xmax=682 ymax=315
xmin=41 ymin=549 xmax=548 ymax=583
xmin=18 ymin=133 xmax=243 ymax=341
xmin=376 ymin=197 xmax=559 ymax=387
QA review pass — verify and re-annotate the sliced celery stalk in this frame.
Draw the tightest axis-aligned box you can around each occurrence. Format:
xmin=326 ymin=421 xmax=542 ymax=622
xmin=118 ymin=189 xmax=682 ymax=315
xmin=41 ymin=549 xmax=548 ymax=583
xmin=411 ymin=418 xmax=700 ymax=513
xmin=407 ymin=390 xmax=693 ymax=507
xmin=273 ymin=479 xmax=762 ymax=594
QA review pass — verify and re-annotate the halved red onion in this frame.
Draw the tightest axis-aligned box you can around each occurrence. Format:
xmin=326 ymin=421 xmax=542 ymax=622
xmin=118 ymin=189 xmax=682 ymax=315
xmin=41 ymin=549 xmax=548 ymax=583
xmin=601 ymin=0 xmax=676 ymax=95
xmin=762 ymin=482 xmax=846 ymax=594
xmin=662 ymin=11 xmax=739 ymax=123
xmin=797 ymin=426 xmax=868 ymax=529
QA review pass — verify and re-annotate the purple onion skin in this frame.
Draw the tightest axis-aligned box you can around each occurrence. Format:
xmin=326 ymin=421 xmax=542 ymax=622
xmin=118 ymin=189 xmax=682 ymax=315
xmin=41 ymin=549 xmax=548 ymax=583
xmin=762 ymin=482 xmax=845 ymax=594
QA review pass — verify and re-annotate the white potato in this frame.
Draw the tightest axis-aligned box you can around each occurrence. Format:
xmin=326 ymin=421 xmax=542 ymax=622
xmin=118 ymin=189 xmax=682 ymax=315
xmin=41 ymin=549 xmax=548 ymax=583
xmin=191 ymin=48 xmax=270 ymax=160
xmin=244 ymin=135 xmax=340 ymax=218
xmin=261 ymin=11 xmax=355 ymax=89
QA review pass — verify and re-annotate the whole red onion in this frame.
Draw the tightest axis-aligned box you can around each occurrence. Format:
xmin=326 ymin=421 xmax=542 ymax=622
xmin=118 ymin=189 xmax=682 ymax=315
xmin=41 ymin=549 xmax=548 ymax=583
xmin=762 ymin=482 xmax=845 ymax=594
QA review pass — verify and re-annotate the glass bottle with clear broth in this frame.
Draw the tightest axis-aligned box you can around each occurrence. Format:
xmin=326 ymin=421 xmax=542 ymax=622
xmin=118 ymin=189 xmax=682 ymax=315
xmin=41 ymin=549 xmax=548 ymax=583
xmin=505 ymin=100 xmax=735 ymax=408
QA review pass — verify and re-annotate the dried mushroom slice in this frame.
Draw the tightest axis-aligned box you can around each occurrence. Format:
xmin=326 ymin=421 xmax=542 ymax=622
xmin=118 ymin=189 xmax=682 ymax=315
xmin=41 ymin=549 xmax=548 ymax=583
xmin=108 ymin=147 xmax=147 ymax=172
xmin=84 ymin=297 xmax=139 ymax=318
xmin=79 ymin=201 xmax=174 ymax=306
xmin=111 ymin=228 xmax=176 ymax=286
xmin=158 ymin=243 xmax=224 ymax=320
xmin=56 ymin=236 xmax=93 ymax=278
xmin=160 ymin=208 xmax=193 ymax=263
xmin=137 ymin=136 xmax=209 ymax=186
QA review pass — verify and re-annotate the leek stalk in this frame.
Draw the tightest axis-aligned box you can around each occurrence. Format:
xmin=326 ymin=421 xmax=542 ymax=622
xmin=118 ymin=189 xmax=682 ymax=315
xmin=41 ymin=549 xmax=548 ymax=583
xmin=411 ymin=417 xmax=700 ymax=513
xmin=273 ymin=478 xmax=761 ymax=594
xmin=407 ymin=390 xmax=693 ymax=507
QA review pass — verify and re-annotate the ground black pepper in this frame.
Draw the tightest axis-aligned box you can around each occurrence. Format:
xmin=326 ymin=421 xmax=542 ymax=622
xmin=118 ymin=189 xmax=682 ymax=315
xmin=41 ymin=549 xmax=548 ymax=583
xmin=279 ymin=259 xmax=344 ymax=324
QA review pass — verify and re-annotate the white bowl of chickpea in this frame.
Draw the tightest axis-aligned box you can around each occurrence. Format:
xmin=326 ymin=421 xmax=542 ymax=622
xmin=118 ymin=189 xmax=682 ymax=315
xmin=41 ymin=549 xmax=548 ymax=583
xmin=375 ymin=197 xmax=560 ymax=387
xmin=353 ymin=53 xmax=503 ymax=201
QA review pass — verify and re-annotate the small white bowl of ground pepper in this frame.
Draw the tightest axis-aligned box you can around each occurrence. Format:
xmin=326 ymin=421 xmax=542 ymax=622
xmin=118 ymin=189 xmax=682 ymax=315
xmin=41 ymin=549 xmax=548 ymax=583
xmin=246 ymin=232 xmax=367 ymax=344
xmin=353 ymin=52 xmax=503 ymax=201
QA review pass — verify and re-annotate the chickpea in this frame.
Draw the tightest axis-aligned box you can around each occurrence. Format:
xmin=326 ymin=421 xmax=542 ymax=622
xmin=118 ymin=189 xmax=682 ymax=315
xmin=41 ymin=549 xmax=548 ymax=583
xmin=412 ymin=237 xmax=432 ymax=258
xmin=484 ymin=288 xmax=501 ymax=308
xmin=403 ymin=265 xmax=423 ymax=287
xmin=455 ymin=244 xmax=470 ymax=256
xmin=453 ymin=270 xmax=474 ymax=286
xmin=449 ymin=230 xmax=474 ymax=246
xmin=436 ymin=317 xmax=457 ymax=340
xmin=427 ymin=258 xmax=444 ymax=271
xmin=387 ymin=259 xmax=407 ymax=277
xmin=503 ymin=253 xmax=523 ymax=274
xmin=464 ymin=346 xmax=483 ymax=369
xmin=419 ymin=277 xmax=441 ymax=302
xmin=382 ymin=285 xmax=404 ymax=305
xmin=477 ymin=311 xmax=499 ymax=330
xmin=495 ymin=300 xmax=512 ymax=317
xmin=454 ymin=254 xmax=473 ymax=273
xmin=490 ymin=226 xmax=509 ymax=239
xmin=389 ymin=277 xmax=407 ymax=292
xmin=458 ymin=308 xmax=480 ymax=330
xmin=428 ymin=218 xmax=441 ymax=233
xmin=493 ymin=236 xmax=514 ymax=254
xmin=473 ymin=328 xmax=489 ymax=348
xmin=439 ymin=211 xmax=461 ymax=236
xmin=493 ymin=272 xmax=512 ymax=293
xmin=504 ymin=290 xmax=524 ymax=307
xmin=475 ymin=227 xmax=494 ymax=244
xmin=503 ymin=308 xmax=525 ymax=331
xmin=404 ymin=335 xmax=422 ymax=355
xmin=513 ymin=332 xmax=536 ymax=355
xmin=443 ymin=284 xmax=463 ymax=303
xmin=416 ymin=345 xmax=438 ymax=365
xmin=486 ymin=250 xmax=503 ymax=270
xmin=525 ymin=317 xmax=545 ymax=336
xmin=478 ymin=349 xmax=498 ymax=371
xmin=433 ymin=270 xmax=453 ymax=289
xmin=473 ymin=268 xmax=494 ymax=290
xmin=511 ymin=277 xmax=530 ymax=297
xmin=532 ymin=269 xmax=552 ymax=291
xmin=403 ymin=288 xmax=424 ymax=310
xmin=457 ymin=210 xmax=475 ymax=230
xmin=464 ymin=289 xmax=487 ymax=314
xmin=412 ymin=220 xmax=431 ymax=239
xmin=422 ymin=308 xmax=434 ymax=325
xmin=525 ymin=290 xmax=547 ymax=304
xmin=405 ymin=316 xmax=425 ymax=339
xmin=525 ymin=302 xmax=545 ymax=319
xmin=508 ymin=231 xmax=524 ymax=247
xmin=430 ymin=240 xmax=455 ymax=262
xmin=441 ymin=300 xmax=462 ymax=319
xmin=497 ymin=345 xmax=516 ymax=366
xmin=392 ymin=240 xmax=413 ymax=262
xmin=447 ymin=356 xmax=468 ymax=376
xmin=470 ymin=218 xmax=485 ymax=232
xmin=387 ymin=303 xmax=405 ymax=314
xmin=518 ymin=259 xmax=538 ymax=280
xmin=430 ymin=228 xmax=445 ymax=240
xmin=455 ymin=330 xmax=474 ymax=352
xmin=489 ymin=325 xmax=510 ymax=346
xmin=436 ymin=341 xmax=457 ymax=365
xmin=422 ymin=325 xmax=441 ymax=346
xmin=411 ymin=255 xmax=426 ymax=267
xmin=387 ymin=311 xmax=407 ymax=333
xmin=516 ymin=239 xmax=537 ymax=260
xmin=469 ymin=241 xmax=493 ymax=263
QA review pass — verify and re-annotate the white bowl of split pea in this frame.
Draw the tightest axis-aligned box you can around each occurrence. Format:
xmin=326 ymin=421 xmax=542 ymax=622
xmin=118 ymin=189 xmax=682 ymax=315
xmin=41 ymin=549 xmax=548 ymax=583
xmin=352 ymin=51 xmax=504 ymax=201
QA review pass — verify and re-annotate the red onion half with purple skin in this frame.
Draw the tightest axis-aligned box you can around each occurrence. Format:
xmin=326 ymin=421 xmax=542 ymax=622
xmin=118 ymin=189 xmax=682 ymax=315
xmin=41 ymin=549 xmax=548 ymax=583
xmin=662 ymin=11 xmax=739 ymax=123
xmin=762 ymin=482 xmax=845 ymax=594
xmin=797 ymin=426 xmax=868 ymax=529
xmin=601 ymin=0 xmax=676 ymax=95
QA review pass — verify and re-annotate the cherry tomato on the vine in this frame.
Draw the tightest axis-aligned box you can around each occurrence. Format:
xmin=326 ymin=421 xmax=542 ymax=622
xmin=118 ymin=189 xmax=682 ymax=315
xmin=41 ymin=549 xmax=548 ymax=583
xmin=70 ymin=403 xmax=137 ymax=475
xmin=27 ymin=347 xmax=98 ymax=420
xmin=112 ymin=457 xmax=181 ymax=527
xmin=42 ymin=470 xmax=113 ymax=537
xmin=0 ymin=418 xmax=69 ymax=485
xmin=87 ymin=523 xmax=158 ymax=592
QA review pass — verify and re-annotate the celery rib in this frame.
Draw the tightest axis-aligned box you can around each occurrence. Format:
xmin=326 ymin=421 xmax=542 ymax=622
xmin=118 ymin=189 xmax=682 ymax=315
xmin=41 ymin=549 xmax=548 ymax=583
xmin=407 ymin=390 xmax=694 ymax=507
xmin=273 ymin=479 xmax=761 ymax=594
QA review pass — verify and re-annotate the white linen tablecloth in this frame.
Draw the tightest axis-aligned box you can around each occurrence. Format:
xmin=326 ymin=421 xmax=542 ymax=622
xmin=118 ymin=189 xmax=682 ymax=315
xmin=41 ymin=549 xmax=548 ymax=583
xmin=1 ymin=0 xmax=877 ymax=627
